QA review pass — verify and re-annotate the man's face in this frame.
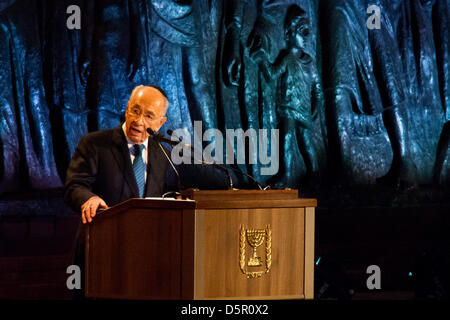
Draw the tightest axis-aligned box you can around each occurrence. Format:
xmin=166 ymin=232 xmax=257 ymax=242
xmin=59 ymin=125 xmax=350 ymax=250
xmin=125 ymin=87 xmax=168 ymax=144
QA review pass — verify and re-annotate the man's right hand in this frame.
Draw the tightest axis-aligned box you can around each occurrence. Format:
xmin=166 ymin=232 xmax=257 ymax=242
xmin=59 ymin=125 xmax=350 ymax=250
xmin=81 ymin=196 xmax=108 ymax=224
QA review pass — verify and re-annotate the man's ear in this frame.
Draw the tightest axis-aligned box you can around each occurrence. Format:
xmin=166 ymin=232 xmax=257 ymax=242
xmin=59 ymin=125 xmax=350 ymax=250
xmin=155 ymin=116 xmax=167 ymax=132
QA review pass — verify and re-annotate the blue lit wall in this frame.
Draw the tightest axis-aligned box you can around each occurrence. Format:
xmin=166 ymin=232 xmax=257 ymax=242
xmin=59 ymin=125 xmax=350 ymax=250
xmin=0 ymin=0 xmax=448 ymax=207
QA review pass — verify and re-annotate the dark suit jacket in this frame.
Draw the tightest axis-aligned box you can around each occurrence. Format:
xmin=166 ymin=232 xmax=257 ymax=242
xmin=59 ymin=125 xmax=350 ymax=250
xmin=64 ymin=125 xmax=172 ymax=212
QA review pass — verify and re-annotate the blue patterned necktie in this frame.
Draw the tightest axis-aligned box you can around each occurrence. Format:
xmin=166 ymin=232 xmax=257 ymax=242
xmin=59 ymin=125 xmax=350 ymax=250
xmin=133 ymin=144 xmax=146 ymax=198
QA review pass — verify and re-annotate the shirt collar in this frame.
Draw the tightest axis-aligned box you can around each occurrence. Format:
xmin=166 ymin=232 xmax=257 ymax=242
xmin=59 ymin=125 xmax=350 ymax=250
xmin=122 ymin=122 xmax=148 ymax=151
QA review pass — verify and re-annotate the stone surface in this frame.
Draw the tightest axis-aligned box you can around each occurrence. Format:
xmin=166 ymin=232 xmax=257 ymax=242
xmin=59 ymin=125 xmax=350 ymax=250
xmin=0 ymin=0 xmax=448 ymax=206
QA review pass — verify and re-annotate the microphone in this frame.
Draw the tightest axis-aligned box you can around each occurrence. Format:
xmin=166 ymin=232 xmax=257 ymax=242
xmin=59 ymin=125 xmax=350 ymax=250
xmin=167 ymin=130 xmax=265 ymax=190
xmin=147 ymin=128 xmax=184 ymax=191
xmin=147 ymin=128 xmax=179 ymax=146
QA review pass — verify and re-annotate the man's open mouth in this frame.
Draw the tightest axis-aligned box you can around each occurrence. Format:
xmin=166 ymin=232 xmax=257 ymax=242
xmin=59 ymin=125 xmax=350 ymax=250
xmin=130 ymin=127 xmax=142 ymax=134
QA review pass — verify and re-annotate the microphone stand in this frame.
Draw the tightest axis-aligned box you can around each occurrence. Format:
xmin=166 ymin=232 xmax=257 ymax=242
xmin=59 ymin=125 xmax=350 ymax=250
xmin=167 ymin=130 xmax=266 ymax=190
xmin=147 ymin=128 xmax=184 ymax=192
xmin=165 ymin=130 xmax=234 ymax=190
xmin=151 ymin=129 xmax=234 ymax=190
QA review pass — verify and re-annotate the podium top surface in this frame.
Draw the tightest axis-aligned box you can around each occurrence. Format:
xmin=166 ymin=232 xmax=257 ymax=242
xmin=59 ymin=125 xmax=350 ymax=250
xmin=95 ymin=190 xmax=317 ymax=219
xmin=182 ymin=189 xmax=317 ymax=209
xmin=96 ymin=197 xmax=196 ymax=218
xmin=181 ymin=188 xmax=298 ymax=199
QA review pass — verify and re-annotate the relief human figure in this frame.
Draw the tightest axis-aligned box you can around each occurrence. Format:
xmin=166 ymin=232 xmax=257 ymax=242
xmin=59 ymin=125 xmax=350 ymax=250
xmin=252 ymin=5 xmax=322 ymax=188
xmin=220 ymin=0 xmax=320 ymax=184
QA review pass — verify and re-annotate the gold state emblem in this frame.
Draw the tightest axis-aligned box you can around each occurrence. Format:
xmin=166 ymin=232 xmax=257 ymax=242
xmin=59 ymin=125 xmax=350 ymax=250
xmin=239 ymin=224 xmax=272 ymax=278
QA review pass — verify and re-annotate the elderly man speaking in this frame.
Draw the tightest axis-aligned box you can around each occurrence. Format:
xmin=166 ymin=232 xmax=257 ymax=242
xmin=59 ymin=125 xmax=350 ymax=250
xmin=64 ymin=85 xmax=171 ymax=224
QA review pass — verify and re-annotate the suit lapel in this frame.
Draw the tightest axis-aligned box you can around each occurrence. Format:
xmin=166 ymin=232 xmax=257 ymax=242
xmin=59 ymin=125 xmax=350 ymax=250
xmin=111 ymin=125 xmax=139 ymax=197
xmin=145 ymin=138 xmax=156 ymax=196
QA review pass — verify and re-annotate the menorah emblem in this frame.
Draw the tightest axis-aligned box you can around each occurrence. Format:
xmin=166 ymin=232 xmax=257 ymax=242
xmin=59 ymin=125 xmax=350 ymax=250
xmin=246 ymin=229 xmax=266 ymax=266
xmin=239 ymin=225 xmax=272 ymax=278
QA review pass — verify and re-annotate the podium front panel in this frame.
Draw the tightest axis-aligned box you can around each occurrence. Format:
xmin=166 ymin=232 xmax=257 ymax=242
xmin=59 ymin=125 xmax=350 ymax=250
xmin=193 ymin=207 xmax=307 ymax=299
xmin=86 ymin=207 xmax=185 ymax=299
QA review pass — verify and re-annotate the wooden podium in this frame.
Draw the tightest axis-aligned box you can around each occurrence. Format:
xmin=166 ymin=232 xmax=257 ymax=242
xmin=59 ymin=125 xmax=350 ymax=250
xmin=85 ymin=189 xmax=316 ymax=300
